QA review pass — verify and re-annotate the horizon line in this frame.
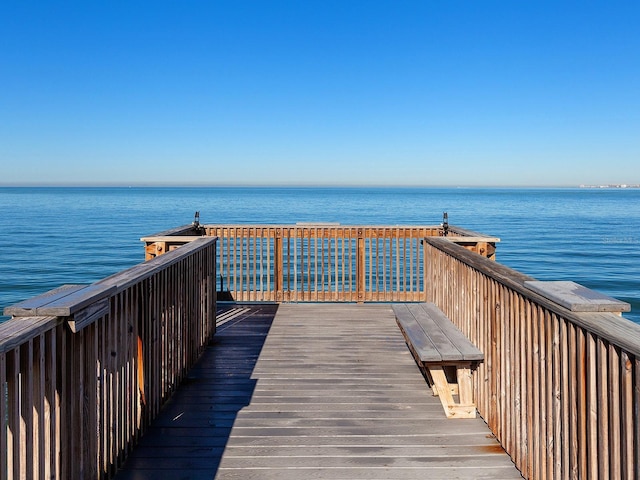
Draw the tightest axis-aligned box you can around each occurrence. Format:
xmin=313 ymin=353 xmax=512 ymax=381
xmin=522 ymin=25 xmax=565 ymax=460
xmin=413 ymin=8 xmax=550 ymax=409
xmin=0 ymin=181 xmax=594 ymax=189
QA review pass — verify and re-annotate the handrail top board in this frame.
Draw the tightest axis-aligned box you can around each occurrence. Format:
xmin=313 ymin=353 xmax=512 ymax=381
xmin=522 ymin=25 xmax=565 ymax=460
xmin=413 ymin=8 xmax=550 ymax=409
xmin=0 ymin=314 xmax=59 ymax=353
xmin=141 ymin=235 xmax=205 ymax=242
xmin=5 ymin=236 xmax=218 ymax=320
xmin=525 ymin=280 xmax=631 ymax=313
xmin=142 ymin=234 xmax=501 ymax=243
xmin=424 ymin=237 xmax=640 ymax=356
xmin=446 ymin=225 xmax=501 ymax=242
xmin=141 ymin=223 xmax=499 ymax=243
xmin=4 ymin=284 xmax=116 ymax=318
xmin=445 ymin=236 xmax=501 ymax=243
xmin=99 ymin=236 xmax=218 ymax=292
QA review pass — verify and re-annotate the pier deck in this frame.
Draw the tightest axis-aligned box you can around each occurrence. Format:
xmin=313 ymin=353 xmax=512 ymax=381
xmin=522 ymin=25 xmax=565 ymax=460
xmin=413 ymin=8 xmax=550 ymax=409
xmin=115 ymin=303 xmax=522 ymax=480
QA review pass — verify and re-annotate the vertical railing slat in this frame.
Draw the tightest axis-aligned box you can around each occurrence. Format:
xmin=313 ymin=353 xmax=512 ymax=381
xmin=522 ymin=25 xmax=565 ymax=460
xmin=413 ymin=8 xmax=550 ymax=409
xmin=620 ymin=351 xmax=634 ymax=479
xmin=8 ymin=349 xmax=20 ymax=479
xmin=609 ymin=345 xmax=621 ymax=479
xmin=32 ymin=334 xmax=45 ymax=479
xmin=0 ymin=352 xmax=7 ymax=480
xmin=567 ymin=322 xmax=579 ymax=479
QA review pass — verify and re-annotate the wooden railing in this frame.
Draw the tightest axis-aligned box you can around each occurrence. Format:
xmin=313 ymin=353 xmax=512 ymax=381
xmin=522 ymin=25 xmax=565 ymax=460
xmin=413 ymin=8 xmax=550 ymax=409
xmin=1 ymin=237 xmax=217 ymax=479
xmin=6 ymin=220 xmax=638 ymax=479
xmin=423 ymin=237 xmax=639 ymax=480
xmin=142 ymin=223 xmax=498 ymax=303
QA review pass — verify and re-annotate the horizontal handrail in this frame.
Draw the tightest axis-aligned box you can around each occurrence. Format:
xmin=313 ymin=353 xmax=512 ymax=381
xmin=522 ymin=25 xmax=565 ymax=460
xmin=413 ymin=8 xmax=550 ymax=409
xmin=142 ymin=224 xmax=499 ymax=302
xmin=424 ymin=236 xmax=640 ymax=479
xmin=97 ymin=237 xmax=218 ymax=294
xmin=1 ymin=236 xmax=217 ymax=479
xmin=425 ymin=237 xmax=638 ymax=355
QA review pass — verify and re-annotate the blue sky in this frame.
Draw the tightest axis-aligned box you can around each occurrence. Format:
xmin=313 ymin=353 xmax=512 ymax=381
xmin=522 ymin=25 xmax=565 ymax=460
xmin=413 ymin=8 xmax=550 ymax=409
xmin=1 ymin=1 xmax=639 ymax=187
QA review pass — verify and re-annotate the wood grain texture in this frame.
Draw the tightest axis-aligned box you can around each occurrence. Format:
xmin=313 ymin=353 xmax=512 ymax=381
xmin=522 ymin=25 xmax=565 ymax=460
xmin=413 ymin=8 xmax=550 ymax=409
xmin=1 ymin=237 xmax=218 ymax=480
xmin=524 ymin=281 xmax=630 ymax=313
xmin=115 ymin=303 xmax=521 ymax=480
xmin=423 ymin=238 xmax=640 ymax=480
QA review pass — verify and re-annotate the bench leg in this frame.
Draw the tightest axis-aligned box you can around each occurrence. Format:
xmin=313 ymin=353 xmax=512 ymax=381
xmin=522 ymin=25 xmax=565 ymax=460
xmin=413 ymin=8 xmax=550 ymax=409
xmin=428 ymin=365 xmax=477 ymax=419
xmin=457 ymin=367 xmax=474 ymax=406
xmin=429 ymin=366 xmax=456 ymax=412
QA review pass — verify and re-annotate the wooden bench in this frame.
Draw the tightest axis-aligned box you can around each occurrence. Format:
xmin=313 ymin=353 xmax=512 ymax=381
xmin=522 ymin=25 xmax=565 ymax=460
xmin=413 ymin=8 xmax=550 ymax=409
xmin=393 ymin=303 xmax=484 ymax=419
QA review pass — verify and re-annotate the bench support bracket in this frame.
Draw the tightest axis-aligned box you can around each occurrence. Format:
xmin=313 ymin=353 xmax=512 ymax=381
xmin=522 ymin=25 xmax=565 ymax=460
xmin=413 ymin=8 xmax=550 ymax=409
xmin=428 ymin=364 xmax=477 ymax=419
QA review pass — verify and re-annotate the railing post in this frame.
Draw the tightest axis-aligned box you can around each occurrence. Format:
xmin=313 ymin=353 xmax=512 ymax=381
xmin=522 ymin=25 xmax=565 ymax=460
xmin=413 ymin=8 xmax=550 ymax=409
xmin=422 ymin=239 xmax=430 ymax=303
xmin=356 ymin=228 xmax=365 ymax=303
xmin=275 ymin=228 xmax=283 ymax=302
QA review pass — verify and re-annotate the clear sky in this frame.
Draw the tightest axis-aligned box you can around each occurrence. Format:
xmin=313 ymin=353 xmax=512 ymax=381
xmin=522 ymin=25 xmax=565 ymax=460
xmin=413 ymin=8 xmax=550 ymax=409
xmin=1 ymin=1 xmax=639 ymax=187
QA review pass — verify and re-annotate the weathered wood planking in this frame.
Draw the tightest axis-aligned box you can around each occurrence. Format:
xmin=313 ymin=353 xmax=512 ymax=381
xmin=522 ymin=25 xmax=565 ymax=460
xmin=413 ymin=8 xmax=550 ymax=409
xmin=424 ymin=237 xmax=640 ymax=479
xmin=217 ymin=304 xmax=520 ymax=479
xmin=1 ymin=237 xmax=218 ymax=480
xmin=113 ymin=304 xmax=279 ymax=480
xmin=116 ymin=303 xmax=522 ymax=479
xmin=524 ymin=280 xmax=630 ymax=313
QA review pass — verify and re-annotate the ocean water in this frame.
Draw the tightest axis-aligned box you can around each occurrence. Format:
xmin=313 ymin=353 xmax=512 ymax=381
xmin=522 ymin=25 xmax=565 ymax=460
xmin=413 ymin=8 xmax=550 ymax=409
xmin=1 ymin=186 xmax=639 ymax=323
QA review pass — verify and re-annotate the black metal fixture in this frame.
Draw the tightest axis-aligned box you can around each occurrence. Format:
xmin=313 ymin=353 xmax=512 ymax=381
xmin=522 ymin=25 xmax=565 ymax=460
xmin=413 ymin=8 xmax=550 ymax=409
xmin=442 ymin=212 xmax=449 ymax=236
xmin=192 ymin=211 xmax=205 ymax=235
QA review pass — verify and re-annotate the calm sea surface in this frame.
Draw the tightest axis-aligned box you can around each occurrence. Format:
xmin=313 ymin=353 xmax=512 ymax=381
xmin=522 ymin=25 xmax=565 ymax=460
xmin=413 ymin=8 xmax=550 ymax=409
xmin=1 ymin=186 xmax=639 ymax=323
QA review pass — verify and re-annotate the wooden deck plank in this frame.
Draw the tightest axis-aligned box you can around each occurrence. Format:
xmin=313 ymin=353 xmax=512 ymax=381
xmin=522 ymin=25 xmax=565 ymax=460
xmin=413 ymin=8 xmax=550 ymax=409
xmin=115 ymin=303 xmax=522 ymax=480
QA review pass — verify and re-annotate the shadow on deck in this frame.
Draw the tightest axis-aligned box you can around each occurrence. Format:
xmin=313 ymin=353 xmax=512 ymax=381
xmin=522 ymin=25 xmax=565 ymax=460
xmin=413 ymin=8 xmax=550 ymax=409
xmin=115 ymin=304 xmax=277 ymax=480
xmin=115 ymin=303 xmax=522 ymax=480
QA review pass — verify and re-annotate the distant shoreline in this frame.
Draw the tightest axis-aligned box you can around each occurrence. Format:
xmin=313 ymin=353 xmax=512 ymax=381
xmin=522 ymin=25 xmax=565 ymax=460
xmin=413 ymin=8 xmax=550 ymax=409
xmin=579 ymin=184 xmax=640 ymax=189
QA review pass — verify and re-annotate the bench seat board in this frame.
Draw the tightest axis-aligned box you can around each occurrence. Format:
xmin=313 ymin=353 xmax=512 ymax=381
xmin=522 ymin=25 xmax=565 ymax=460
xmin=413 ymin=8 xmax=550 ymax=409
xmin=419 ymin=303 xmax=484 ymax=361
xmin=393 ymin=303 xmax=483 ymax=363
xmin=407 ymin=303 xmax=468 ymax=362
xmin=393 ymin=304 xmax=442 ymax=362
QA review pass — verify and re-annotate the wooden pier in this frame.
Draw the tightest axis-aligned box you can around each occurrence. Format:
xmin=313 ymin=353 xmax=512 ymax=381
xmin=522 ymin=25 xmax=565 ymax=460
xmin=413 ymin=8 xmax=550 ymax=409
xmin=2 ymin=222 xmax=639 ymax=479
xmin=115 ymin=303 xmax=522 ymax=479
